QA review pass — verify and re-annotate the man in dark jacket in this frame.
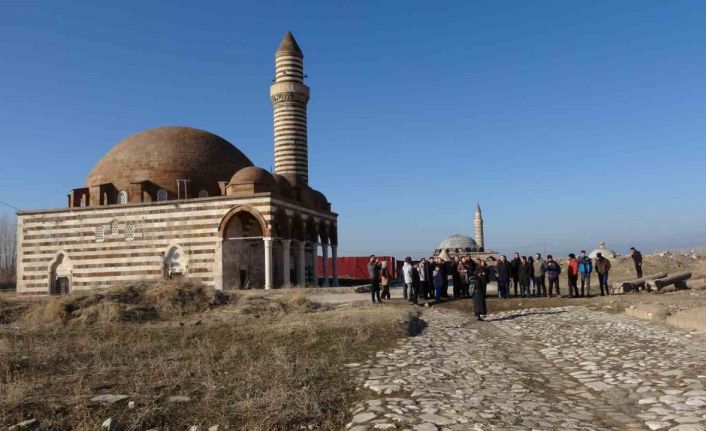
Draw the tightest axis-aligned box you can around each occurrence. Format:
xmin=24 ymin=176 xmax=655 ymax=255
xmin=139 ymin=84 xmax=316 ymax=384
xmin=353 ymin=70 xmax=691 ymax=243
xmin=630 ymin=247 xmax=643 ymax=279
xmin=425 ymin=258 xmax=435 ymax=299
xmin=517 ymin=256 xmax=533 ymax=298
xmin=441 ymin=259 xmax=449 ymax=298
xmin=595 ymin=252 xmax=612 ymax=296
xmin=545 ymin=255 xmax=561 ymax=297
xmin=495 ymin=255 xmax=511 ymax=299
xmin=367 ymin=255 xmax=381 ymax=303
xmin=510 ymin=252 xmax=521 ymax=298
xmin=451 ymin=257 xmax=461 ymax=298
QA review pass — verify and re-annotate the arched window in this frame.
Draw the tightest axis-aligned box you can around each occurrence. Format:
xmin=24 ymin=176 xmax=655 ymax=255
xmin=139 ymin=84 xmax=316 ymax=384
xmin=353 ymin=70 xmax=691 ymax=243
xmin=198 ymin=189 xmax=209 ymax=198
xmin=95 ymin=226 xmax=104 ymax=243
xmin=110 ymin=219 xmax=119 ymax=235
xmin=118 ymin=191 xmax=128 ymax=204
xmin=156 ymin=189 xmax=168 ymax=201
xmin=125 ymin=223 xmax=135 ymax=241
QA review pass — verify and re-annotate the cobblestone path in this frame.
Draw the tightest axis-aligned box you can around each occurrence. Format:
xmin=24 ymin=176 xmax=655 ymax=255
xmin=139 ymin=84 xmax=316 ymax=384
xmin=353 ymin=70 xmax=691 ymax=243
xmin=346 ymin=306 xmax=706 ymax=431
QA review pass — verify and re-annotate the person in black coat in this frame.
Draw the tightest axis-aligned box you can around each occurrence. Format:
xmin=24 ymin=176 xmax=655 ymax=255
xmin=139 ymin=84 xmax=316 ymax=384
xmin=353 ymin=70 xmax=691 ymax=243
xmin=472 ymin=259 xmax=489 ymax=320
xmin=517 ymin=256 xmax=533 ymax=298
xmin=510 ymin=252 xmax=521 ymax=298
xmin=440 ymin=259 xmax=449 ymax=298
xmin=495 ymin=255 xmax=512 ymax=299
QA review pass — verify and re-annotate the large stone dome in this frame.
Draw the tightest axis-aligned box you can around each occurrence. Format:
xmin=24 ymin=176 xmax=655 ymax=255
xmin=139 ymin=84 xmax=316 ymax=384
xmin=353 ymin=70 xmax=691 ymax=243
xmin=436 ymin=234 xmax=479 ymax=254
xmin=86 ymin=126 xmax=253 ymax=198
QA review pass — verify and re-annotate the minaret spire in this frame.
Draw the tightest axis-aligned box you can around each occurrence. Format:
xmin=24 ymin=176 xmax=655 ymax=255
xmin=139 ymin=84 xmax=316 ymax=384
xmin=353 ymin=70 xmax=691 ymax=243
xmin=270 ymin=31 xmax=310 ymax=184
xmin=474 ymin=203 xmax=484 ymax=251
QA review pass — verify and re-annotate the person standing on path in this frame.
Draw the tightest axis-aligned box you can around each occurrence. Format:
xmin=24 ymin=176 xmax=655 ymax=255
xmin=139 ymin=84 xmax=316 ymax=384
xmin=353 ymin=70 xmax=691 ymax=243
xmin=433 ymin=264 xmax=443 ymax=302
xmin=418 ymin=258 xmax=429 ymax=299
xmin=426 ymin=258 xmax=435 ymax=299
xmin=533 ymin=253 xmax=547 ymax=297
xmin=380 ymin=261 xmax=391 ymax=300
xmin=546 ymin=255 xmax=562 ymax=297
xmin=510 ymin=252 xmax=521 ymax=298
xmin=578 ymin=250 xmax=593 ymax=297
xmin=411 ymin=262 xmax=421 ymax=305
xmin=527 ymin=256 xmax=536 ymax=297
xmin=368 ymin=256 xmax=382 ymax=304
xmin=630 ymin=247 xmax=643 ymax=279
xmin=595 ymin=252 xmax=612 ymax=296
xmin=457 ymin=256 xmax=469 ymax=298
xmin=402 ymin=257 xmax=414 ymax=302
xmin=517 ymin=256 xmax=533 ymax=298
xmin=567 ymin=253 xmax=579 ymax=298
xmin=441 ymin=259 xmax=450 ymax=298
xmin=495 ymin=255 xmax=511 ymax=299
xmin=473 ymin=259 xmax=490 ymax=320
xmin=451 ymin=257 xmax=461 ymax=299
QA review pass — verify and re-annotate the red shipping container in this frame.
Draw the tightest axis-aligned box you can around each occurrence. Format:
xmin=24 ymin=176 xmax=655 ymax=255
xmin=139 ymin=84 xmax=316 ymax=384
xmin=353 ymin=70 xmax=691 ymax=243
xmin=317 ymin=256 xmax=397 ymax=280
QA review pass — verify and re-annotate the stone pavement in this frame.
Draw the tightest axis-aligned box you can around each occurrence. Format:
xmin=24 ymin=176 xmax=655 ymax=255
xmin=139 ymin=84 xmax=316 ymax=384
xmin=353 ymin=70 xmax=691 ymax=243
xmin=345 ymin=306 xmax=706 ymax=431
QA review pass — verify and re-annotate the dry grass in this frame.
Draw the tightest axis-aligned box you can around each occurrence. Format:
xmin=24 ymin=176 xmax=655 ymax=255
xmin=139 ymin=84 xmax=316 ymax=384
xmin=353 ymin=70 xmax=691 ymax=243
xmin=0 ymin=280 xmax=416 ymax=430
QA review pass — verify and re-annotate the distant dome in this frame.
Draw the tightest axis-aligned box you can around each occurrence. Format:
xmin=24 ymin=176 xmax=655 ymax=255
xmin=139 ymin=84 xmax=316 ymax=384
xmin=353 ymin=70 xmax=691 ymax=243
xmin=436 ymin=234 xmax=479 ymax=253
xmin=87 ymin=127 xmax=253 ymax=197
xmin=589 ymin=241 xmax=618 ymax=259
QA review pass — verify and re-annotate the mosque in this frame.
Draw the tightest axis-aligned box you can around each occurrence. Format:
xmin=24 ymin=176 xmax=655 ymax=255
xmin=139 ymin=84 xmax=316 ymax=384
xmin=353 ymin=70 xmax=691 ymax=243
xmin=433 ymin=204 xmax=497 ymax=260
xmin=16 ymin=32 xmax=339 ymax=295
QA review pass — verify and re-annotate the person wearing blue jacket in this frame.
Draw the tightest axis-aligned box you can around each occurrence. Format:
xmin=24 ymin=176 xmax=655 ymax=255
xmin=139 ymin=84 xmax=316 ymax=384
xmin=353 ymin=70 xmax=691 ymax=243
xmin=578 ymin=250 xmax=593 ymax=297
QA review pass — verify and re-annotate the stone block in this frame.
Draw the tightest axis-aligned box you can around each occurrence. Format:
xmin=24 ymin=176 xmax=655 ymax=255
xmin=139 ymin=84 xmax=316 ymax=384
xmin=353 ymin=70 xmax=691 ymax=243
xmin=666 ymin=307 xmax=706 ymax=332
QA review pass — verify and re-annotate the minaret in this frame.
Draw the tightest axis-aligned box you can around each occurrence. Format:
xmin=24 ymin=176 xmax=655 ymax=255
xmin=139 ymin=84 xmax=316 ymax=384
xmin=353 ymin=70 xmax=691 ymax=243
xmin=270 ymin=31 xmax=310 ymax=184
xmin=474 ymin=203 xmax=484 ymax=251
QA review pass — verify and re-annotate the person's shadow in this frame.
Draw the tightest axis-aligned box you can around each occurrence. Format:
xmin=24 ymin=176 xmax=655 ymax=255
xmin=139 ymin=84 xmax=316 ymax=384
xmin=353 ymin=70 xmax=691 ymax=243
xmin=486 ymin=309 xmax=568 ymax=322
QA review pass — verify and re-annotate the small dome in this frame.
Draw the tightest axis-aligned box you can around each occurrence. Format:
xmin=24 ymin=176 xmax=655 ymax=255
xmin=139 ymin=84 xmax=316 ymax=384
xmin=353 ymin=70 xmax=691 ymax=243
xmin=87 ymin=127 xmax=253 ymax=197
xmin=272 ymin=173 xmax=294 ymax=198
xmin=437 ymin=234 xmax=478 ymax=251
xmin=589 ymin=241 xmax=618 ymax=259
xmin=229 ymin=166 xmax=276 ymax=186
xmin=308 ymin=187 xmax=329 ymax=210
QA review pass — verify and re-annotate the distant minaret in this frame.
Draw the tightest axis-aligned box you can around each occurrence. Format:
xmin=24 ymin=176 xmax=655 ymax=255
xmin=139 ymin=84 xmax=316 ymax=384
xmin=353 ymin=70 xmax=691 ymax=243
xmin=270 ymin=31 xmax=310 ymax=184
xmin=474 ymin=203 xmax=484 ymax=251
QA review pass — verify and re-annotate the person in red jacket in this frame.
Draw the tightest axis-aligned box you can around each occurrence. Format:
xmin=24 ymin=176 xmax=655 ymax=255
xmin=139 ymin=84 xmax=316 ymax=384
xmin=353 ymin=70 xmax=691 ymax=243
xmin=567 ymin=253 xmax=579 ymax=297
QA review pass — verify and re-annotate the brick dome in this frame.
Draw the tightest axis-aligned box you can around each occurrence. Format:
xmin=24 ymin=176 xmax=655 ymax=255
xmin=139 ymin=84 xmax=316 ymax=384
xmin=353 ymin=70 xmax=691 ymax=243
xmin=272 ymin=173 xmax=295 ymax=198
xmin=86 ymin=127 xmax=253 ymax=198
xmin=228 ymin=166 xmax=276 ymax=186
xmin=226 ymin=166 xmax=277 ymax=196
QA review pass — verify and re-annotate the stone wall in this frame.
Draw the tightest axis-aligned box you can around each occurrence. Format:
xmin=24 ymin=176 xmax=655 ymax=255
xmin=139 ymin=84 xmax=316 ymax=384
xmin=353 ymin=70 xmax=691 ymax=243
xmin=17 ymin=195 xmax=336 ymax=295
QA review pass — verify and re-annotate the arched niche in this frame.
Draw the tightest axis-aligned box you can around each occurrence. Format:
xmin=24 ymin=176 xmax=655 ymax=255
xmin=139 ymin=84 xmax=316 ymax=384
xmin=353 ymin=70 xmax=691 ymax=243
xmin=49 ymin=251 xmax=73 ymax=295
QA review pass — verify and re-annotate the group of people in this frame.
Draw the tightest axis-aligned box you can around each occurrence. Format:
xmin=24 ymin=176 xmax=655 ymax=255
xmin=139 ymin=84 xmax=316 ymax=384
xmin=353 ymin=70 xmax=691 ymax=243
xmin=366 ymin=247 xmax=644 ymax=320
xmin=367 ymin=254 xmax=490 ymax=320
xmin=492 ymin=251 xmax=615 ymax=298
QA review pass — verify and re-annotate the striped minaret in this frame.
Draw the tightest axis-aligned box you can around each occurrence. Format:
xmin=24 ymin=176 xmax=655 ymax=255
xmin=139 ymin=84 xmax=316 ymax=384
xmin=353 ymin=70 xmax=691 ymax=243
xmin=474 ymin=203 xmax=484 ymax=251
xmin=270 ymin=31 xmax=310 ymax=184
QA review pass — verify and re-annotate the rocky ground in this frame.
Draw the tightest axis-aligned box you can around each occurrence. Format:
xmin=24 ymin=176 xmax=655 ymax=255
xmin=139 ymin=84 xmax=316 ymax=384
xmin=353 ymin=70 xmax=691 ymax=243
xmin=346 ymin=306 xmax=706 ymax=431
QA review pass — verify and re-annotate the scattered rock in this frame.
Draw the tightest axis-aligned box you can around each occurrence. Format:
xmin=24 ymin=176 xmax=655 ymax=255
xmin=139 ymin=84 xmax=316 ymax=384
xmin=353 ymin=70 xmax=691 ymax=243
xmin=90 ymin=394 xmax=129 ymax=405
xmin=8 ymin=419 xmax=39 ymax=431
xmin=101 ymin=418 xmax=123 ymax=431
xmin=168 ymin=395 xmax=192 ymax=403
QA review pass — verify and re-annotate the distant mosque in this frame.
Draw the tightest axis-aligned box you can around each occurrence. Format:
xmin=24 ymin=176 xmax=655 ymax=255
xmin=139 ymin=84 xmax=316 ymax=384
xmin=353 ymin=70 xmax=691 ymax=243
xmin=433 ymin=204 xmax=497 ymax=260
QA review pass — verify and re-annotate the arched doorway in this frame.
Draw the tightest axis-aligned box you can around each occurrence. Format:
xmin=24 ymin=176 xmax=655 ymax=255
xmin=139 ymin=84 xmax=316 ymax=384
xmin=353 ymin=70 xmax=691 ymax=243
xmin=49 ymin=252 xmax=72 ymax=295
xmin=220 ymin=207 xmax=267 ymax=289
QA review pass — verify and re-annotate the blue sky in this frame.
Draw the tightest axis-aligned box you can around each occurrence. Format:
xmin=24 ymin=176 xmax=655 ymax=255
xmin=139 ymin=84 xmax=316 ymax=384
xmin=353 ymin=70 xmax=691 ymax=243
xmin=1 ymin=1 xmax=705 ymax=258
